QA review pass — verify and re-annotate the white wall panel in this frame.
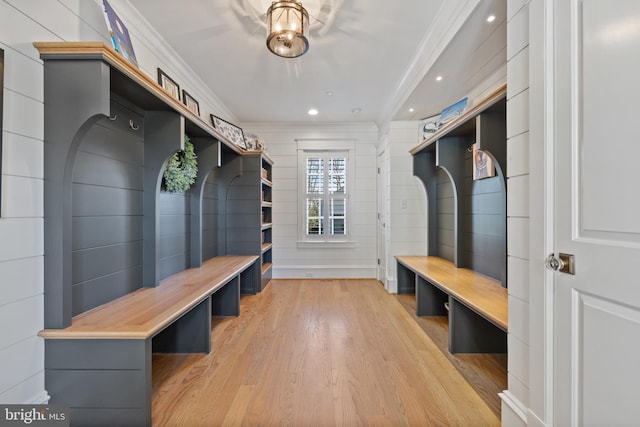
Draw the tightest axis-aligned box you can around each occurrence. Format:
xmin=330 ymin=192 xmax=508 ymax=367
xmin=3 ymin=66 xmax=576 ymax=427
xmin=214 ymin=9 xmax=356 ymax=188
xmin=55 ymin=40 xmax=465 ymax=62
xmin=507 ymin=132 xmax=529 ymax=177
xmin=2 ymin=134 xmax=43 ymax=180
xmin=507 ymin=47 xmax=529 ymax=100
xmin=506 ymin=89 xmax=529 ymax=138
xmin=0 ymin=219 xmax=43 ymax=262
xmin=0 ymin=337 xmax=44 ymax=398
xmin=509 ymin=295 xmax=529 ymax=345
xmin=507 ymin=255 xmax=529 ymax=302
xmin=507 ymin=0 xmax=528 ymax=23
xmin=508 ymin=334 xmax=530 ymax=386
xmin=0 ymin=371 xmax=45 ymax=405
xmin=1 ymin=45 xmax=43 ymax=101
xmin=507 ymin=5 xmax=529 ymax=61
xmin=508 ymin=218 xmax=529 ymax=260
xmin=3 ymin=91 xmax=43 ymax=140
xmin=0 ymin=296 xmax=43 ymax=349
xmin=2 ymin=176 xmax=44 ymax=218
xmin=0 ymin=257 xmax=43 ymax=307
xmin=507 ymin=174 xmax=529 ymax=217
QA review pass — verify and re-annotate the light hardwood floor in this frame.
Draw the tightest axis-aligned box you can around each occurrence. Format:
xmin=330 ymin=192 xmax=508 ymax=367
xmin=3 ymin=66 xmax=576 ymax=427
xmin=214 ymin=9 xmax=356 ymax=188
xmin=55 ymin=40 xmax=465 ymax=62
xmin=152 ymin=279 xmax=502 ymax=426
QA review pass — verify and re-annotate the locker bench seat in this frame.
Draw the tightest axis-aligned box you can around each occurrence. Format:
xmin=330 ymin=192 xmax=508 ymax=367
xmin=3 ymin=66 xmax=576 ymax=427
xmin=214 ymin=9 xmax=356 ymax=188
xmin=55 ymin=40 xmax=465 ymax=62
xmin=395 ymin=255 xmax=507 ymax=354
xmin=39 ymin=255 xmax=259 ymax=427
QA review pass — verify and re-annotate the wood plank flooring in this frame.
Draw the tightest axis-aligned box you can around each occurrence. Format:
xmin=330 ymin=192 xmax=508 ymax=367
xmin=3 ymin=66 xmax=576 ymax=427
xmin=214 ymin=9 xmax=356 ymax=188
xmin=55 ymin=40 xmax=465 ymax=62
xmin=152 ymin=279 xmax=502 ymax=426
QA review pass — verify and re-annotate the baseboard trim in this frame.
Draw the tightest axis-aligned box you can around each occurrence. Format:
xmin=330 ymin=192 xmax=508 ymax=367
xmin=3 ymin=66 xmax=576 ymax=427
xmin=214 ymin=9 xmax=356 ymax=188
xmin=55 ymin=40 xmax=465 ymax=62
xmin=274 ymin=265 xmax=376 ymax=279
xmin=499 ymin=391 xmax=528 ymax=424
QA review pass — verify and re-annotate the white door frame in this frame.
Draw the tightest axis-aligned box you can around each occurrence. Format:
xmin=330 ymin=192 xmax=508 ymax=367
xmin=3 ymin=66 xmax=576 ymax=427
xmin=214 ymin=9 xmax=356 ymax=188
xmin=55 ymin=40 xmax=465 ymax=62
xmin=528 ymin=0 xmax=555 ymax=426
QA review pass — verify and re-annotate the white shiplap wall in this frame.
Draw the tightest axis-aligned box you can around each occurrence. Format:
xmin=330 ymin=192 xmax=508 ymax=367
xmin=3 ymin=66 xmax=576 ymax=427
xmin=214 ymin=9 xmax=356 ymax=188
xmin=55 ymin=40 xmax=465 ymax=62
xmin=501 ymin=0 xmax=530 ymax=425
xmin=0 ymin=0 xmax=237 ymax=403
xmin=383 ymin=121 xmax=429 ymax=293
xmin=244 ymin=123 xmax=378 ymax=279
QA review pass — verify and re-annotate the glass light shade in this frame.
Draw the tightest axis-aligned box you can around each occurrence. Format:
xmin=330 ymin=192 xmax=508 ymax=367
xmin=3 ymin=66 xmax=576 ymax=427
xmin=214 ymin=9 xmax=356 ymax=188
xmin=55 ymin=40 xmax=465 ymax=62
xmin=266 ymin=1 xmax=309 ymax=58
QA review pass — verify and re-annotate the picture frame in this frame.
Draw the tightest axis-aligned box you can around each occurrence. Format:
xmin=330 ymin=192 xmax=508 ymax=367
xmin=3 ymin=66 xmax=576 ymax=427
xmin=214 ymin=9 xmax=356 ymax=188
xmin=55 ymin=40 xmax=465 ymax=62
xmin=440 ymin=97 xmax=468 ymax=127
xmin=244 ymin=133 xmax=265 ymax=151
xmin=182 ymin=90 xmax=200 ymax=116
xmin=157 ymin=68 xmax=180 ymax=101
xmin=210 ymin=114 xmax=247 ymax=149
xmin=102 ymin=0 xmax=138 ymax=67
xmin=472 ymin=143 xmax=496 ymax=180
xmin=419 ymin=114 xmax=440 ymax=141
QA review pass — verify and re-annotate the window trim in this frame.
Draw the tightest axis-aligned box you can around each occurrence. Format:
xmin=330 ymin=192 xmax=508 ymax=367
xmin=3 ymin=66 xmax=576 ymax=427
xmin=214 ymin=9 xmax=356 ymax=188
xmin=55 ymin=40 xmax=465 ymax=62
xmin=297 ymin=139 xmax=356 ymax=247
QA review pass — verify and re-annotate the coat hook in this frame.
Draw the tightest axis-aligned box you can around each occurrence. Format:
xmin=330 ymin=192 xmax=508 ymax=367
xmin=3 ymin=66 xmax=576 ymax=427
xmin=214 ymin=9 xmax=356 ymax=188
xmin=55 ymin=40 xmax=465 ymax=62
xmin=108 ymin=114 xmax=117 ymax=121
xmin=129 ymin=119 xmax=139 ymax=131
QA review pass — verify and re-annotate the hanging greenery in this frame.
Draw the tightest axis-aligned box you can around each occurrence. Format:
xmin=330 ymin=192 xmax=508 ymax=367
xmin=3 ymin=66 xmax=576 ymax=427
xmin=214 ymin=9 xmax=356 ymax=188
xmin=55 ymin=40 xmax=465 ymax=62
xmin=162 ymin=135 xmax=198 ymax=192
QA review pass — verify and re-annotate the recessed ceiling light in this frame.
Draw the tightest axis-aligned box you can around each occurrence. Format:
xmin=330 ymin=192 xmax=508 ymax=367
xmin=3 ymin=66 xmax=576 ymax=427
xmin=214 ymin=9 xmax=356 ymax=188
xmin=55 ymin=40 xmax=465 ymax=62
xmin=487 ymin=15 xmax=496 ymax=23
xmin=436 ymin=76 xmax=443 ymax=81
xmin=308 ymin=108 xmax=319 ymax=116
xmin=351 ymin=107 xmax=362 ymax=114
xmin=326 ymin=91 xmax=333 ymax=96
xmin=409 ymin=108 xmax=415 ymax=113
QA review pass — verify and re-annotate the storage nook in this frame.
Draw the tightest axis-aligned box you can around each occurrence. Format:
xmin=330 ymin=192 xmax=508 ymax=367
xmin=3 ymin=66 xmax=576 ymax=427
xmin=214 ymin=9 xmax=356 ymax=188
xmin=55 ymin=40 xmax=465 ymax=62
xmin=397 ymin=84 xmax=508 ymax=354
xmin=34 ymin=42 xmax=272 ymax=426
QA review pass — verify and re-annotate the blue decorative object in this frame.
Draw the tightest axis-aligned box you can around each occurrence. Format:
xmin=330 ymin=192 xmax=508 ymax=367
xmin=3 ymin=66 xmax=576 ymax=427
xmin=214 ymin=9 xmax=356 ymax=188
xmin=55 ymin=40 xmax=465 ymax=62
xmin=439 ymin=97 xmax=468 ymax=127
xmin=103 ymin=0 xmax=138 ymax=67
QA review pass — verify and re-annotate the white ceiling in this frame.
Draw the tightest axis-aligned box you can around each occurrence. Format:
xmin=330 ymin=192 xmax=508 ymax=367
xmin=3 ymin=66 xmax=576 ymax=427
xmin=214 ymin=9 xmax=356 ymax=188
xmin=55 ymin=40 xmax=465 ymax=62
xmin=128 ymin=0 xmax=506 ymax=126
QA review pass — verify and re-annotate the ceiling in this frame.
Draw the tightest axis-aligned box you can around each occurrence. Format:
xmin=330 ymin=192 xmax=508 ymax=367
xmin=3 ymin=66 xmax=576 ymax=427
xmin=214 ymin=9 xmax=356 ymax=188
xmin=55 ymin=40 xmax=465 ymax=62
xmin=127 ymin=0 xmax=506 ymax=126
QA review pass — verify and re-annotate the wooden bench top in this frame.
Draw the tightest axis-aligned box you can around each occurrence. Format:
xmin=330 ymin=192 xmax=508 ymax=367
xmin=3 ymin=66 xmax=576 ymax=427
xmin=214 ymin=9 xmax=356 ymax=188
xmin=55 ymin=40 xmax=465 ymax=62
xmin=396 ymin=256 xmax=508 ymax=330
xmin=39 ymin=256 xmax=258 ymax=340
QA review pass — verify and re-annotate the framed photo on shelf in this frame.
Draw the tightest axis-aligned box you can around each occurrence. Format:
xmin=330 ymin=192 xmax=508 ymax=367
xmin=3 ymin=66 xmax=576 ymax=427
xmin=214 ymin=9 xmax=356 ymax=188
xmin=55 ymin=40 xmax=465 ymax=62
xmin=210 ymin=114 xmax=247 ymax=149
xmin=472 ymin=143 xmax=496 ymax=180
xmin=419 ymin=114 xmax=440 ymax=141
xmin=102 ymin=0 xmax=138 ymax=67
xmin=182 ymin=90 xmax=200 ymax=116
xmin=439 ymin=97 xmax=468 ymax=127
xmin=157 ymin=68 xmax=180 ymax=101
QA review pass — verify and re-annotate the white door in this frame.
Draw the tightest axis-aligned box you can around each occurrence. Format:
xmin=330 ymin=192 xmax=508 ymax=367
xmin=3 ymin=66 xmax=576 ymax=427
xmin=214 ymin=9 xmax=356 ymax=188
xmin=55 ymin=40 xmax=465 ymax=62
xmin=551 ymin=1 xmax=640 ymax=425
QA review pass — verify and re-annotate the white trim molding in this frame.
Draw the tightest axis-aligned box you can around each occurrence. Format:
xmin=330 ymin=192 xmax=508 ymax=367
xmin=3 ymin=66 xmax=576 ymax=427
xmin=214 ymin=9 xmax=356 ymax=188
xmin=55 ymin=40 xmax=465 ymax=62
xmin=500 ymin=391 xmax=528 ymax=424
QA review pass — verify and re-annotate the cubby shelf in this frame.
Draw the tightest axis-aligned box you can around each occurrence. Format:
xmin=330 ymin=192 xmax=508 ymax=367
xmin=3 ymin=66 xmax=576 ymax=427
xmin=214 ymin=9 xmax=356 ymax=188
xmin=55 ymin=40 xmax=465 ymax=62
xmin=34 ymin=41 xmax=273 ymax=324
xmin=410 ymin=84 xmax=507 ymax=287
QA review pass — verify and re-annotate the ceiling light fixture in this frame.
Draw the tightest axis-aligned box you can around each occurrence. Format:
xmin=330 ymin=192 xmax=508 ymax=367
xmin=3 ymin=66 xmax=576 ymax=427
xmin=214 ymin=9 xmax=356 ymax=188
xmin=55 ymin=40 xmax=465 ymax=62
xmin=487 ymin=15 xmax=496 ymax=23
xmin=308 ymin=108 xmax=319 ymax=116
xmin=436 ymin=76 xmax=443 ymax=81
xmin=266 ymin=1 xmax=310 ymax=58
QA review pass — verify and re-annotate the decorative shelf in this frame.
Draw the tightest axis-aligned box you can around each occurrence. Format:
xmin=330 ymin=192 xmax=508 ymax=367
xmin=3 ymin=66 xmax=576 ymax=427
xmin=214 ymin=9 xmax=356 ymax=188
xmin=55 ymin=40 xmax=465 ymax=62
xmin=410 ymin=83 xmax=507 ymax=155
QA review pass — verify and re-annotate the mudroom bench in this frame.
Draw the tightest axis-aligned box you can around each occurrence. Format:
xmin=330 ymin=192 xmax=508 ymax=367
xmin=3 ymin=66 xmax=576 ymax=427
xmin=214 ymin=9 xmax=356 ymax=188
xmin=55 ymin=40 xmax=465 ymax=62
xmin=39 ymin=255 xmax=259 ymax=427
xmin=396 ymin=255 xmax=507 ymax=354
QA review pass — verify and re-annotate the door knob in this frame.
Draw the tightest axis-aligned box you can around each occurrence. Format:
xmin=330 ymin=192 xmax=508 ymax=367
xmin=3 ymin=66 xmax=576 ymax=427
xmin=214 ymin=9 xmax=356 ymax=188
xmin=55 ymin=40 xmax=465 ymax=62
xmin=545 ymin=253 xmax=575 ymax=275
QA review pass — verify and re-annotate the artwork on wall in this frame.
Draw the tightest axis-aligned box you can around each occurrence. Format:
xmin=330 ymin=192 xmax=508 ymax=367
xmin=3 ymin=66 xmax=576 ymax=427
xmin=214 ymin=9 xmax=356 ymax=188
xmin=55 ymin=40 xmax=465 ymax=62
xmin=182 ymin=90 xmax=200 ymax=116
xmin=102 ymin=0 xmax=138 ymax=67
xmin=472 ymin=143 xmax=495 ymax=180
xmin=0 ymin=48 xmax=3 ymax=216
xmin=157 ymin=68 xmax=180 ymax=101
xmin=419 ymin=114 xmax=440 ymax=141
xmin=210 ymin=115 xmax=247 ymax=150
xmin=440 ymin=97 xmax=468 ymax=128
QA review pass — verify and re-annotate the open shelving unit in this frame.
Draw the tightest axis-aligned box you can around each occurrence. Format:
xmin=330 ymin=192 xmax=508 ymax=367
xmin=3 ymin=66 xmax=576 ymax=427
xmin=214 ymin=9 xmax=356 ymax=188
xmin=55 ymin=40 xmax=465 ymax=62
xmin=408 ymin=83 xmax=507 ymax=289
xmin=260 ymin=156 xmax=274 ymax=287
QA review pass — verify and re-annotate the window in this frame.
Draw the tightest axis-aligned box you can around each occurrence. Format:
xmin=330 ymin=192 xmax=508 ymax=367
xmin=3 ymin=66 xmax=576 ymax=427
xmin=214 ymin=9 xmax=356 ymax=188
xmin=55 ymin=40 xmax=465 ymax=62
xmin=298 ymin=141 xmax=354 ymax=244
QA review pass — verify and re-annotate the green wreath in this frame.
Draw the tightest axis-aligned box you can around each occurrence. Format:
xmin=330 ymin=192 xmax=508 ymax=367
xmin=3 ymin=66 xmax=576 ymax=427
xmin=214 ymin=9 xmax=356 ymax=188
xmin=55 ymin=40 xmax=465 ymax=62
xmin=162 ymin=135 xmax=198 ymax=192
